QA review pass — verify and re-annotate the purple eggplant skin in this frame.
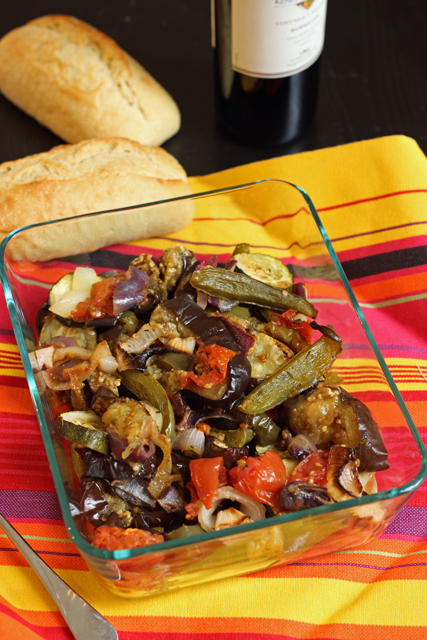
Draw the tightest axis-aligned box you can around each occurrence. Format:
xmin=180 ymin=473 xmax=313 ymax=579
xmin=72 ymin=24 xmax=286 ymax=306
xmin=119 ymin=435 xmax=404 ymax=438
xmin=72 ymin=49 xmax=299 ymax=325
xmin=203 ymin=435 xmax=250 ymax=469
xmin=310 ymin=321 xmax=342 ymax=343
xmin=165 ymin=294 xmax=238 ymax=351
xmin=103 ymin=512 xmax=127 ymax=528
xmin=110 ymin=475 xmax=157 ymax=510
xmin=133 ymin=508 xmax=178 ymax=531
xmin=83 ymin=449 xmax=157 ymax=482
xmin=128 ymin=345 xmax=172 ymax=371
xmin=211 ymin=352 xmax=251 ymax=405
xmin=91 ymin=386 xmax=117 ymax=415
xmin=172 ymin=451 xmax=192 ymax=488
xmin=84 ymin=316 xmax=119 ymax=329
xmin=165 ymin=294 xmax=251 ymax=405
xmin=278 ymin=481 xmax=332 ymax=512
xmin=80 ymin=479 xmax=111 ymax=527
xmin=134 ymin=292 xmax=164 ymax=320
xmin=340 ymin=388 xmax=389 ymax=472
xmin=288 ymin=434 xmax=317 ymax=461
xmin=157 ymin=485 xmax=186 ymax=517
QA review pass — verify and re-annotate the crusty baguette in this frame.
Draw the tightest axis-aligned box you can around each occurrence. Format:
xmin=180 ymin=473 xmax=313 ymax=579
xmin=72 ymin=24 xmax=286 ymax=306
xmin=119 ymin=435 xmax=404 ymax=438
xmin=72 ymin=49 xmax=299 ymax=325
xmin=0 ymin=15 xmax=181 ymax=146
xmin=0 ymin=138 xmax=194 ymax=262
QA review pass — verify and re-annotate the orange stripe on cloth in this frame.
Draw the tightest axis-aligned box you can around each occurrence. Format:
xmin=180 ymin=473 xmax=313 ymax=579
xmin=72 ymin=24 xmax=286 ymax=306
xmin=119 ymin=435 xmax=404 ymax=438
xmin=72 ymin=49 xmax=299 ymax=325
xmin=108 ymin=615 xmax=426 ymax=639
xmin=360 ymin=400 xmax=426 ymax=427
xmin=352 ymin=271 xmax=427 ymax=302
xmin=400 ymin=400 xmax=427 ymax=427
xmin=0 ymin=386 xmax=33 ymax=414
xmin=0 ymin=612 xmax=46 ymax=640
xmin=305 ymin=282 xmax=349 ymax=300
xmin=0 ymin=594 xmax=64 ymax=629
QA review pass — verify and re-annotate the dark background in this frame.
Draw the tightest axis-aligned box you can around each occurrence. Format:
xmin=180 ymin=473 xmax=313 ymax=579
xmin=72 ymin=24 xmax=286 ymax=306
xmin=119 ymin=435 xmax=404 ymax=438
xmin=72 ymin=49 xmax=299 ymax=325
xmin=0 ymin=0 xmax=426 ymax=176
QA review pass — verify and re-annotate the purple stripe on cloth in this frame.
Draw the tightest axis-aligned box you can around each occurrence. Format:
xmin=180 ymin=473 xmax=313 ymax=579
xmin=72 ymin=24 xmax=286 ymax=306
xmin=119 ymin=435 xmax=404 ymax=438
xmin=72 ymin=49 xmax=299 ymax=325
xmin=383 ymin=505 xmax=427 ymax=538
xmin=0 ymin=489 xmax=62 ymax=520
xmin=152 ymin=236 xmax=323 ymax=251
xmin=0 ymin=547 xmax=80 ymax=558
xmin=345 ymin=343 xmax=427 ymax=356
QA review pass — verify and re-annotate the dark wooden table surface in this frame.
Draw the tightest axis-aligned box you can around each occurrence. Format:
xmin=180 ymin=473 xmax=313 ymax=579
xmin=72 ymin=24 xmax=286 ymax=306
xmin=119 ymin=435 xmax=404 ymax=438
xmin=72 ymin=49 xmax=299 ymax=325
xmin=0 ymin=0 xmax=426 ymax=176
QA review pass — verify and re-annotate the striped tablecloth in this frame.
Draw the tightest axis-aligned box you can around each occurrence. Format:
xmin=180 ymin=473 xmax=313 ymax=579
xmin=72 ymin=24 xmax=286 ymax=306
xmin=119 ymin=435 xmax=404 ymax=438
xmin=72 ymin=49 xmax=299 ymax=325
xmin=0 ymin=135 xmax=426 ymax=639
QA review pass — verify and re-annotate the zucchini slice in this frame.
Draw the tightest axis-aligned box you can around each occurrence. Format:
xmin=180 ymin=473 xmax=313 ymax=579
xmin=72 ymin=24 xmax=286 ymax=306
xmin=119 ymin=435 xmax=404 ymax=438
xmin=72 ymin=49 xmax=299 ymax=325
xmin=48 ymin=273 xmax=73 ymax=307
xmin=38 ymin=315 xmax=97 ymax=349
xmin=234 ymin=253 xmax=293 ymax=289
xmin=49 ymin=267 xmax=101 ymax=320
xmin=56 ymin=410 xmax=109 ymax=455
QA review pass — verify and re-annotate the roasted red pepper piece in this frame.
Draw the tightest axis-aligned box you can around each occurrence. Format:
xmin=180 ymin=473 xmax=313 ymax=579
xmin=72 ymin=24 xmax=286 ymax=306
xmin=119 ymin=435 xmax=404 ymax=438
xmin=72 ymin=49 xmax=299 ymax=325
xmin=189 ymin=456 xmax=228 ymax=509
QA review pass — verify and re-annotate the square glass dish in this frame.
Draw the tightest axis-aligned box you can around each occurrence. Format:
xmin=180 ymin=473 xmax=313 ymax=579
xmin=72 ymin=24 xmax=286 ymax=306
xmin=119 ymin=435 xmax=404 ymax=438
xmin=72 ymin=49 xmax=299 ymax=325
xmin=1 ymin=179 xmax=426 ymax=599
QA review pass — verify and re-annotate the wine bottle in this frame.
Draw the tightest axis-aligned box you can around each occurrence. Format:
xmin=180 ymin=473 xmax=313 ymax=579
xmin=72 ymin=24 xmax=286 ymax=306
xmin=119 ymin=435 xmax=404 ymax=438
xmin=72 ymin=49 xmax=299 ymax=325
xmin=211 ymin=0 xmax=328 ymax=147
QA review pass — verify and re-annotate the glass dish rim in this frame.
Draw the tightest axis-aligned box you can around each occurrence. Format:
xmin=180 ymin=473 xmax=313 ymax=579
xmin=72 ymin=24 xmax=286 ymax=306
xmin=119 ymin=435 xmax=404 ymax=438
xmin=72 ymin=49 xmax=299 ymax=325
xmin=1 ymin=177 xmax=426 ymax=562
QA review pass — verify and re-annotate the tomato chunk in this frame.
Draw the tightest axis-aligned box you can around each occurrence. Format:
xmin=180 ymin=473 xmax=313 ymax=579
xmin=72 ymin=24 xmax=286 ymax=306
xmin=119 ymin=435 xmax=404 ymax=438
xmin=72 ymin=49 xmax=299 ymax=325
xmin=289 ymin=450 xmax=328 ymax=487
xmin=71 ymin=276 xmax=120 ymax=322
xmin=270 ymin=309 xmax=314 ymax=343
xmin=185 ymin=344 xmax=236 ymax=389
xmin=189 ymin=456 xmax=228 ymax=509
xmin=229 ymin=450 xmax=287 ymax=507
xmin=92 ymin=525 xmax=164 ymax=550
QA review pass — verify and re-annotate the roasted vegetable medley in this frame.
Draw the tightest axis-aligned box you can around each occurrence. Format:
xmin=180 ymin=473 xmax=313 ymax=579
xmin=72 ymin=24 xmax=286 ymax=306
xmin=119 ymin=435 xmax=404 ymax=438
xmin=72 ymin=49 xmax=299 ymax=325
xmin=31 ymin=244 xmax=389 ymax=551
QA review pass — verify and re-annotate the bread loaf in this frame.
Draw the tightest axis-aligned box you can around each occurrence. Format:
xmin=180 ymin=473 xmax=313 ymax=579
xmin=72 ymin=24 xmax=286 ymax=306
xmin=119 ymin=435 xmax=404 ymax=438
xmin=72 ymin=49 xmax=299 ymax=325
xmin=0 ymin=15 xmax=181 ymax=146
xmin=0 ymin=138 xmax=194 ymax=262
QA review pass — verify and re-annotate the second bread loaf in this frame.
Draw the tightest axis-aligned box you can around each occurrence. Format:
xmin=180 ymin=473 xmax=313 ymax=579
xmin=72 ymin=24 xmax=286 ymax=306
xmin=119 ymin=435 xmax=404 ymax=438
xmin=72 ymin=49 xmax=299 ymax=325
xmin=0 ymin=137 xmax=194 ymax=262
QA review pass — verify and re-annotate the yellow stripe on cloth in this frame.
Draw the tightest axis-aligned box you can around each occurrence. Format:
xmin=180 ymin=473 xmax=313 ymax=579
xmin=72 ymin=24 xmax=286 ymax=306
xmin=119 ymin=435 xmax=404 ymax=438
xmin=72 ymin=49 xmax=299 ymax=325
xmin=188 ymin=135 xmax=427 ymax=251
xmin=1 ymin=566 xmax=425 ymax=628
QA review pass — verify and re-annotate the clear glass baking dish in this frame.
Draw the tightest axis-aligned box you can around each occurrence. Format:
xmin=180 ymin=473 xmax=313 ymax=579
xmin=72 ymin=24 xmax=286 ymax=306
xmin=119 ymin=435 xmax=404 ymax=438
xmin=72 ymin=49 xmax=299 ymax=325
xmin=0 ymin=179 xmax=426 ymax=598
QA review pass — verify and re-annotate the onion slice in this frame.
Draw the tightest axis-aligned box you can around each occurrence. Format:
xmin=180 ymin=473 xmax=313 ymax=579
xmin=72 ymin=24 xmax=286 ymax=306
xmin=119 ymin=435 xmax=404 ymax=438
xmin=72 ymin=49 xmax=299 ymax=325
xmin=113 ymin=266 xmax=149 ymax=315
xmin=120 ymin=324 xmax=163 ymax=355
xmin=172 ymin=428 xmax=205 ymax=457
xmin=326 ymin=445 xmax=364 ymax=502
xmin=148 ymin=433 xmax=175 ymax=499
xmin=34 ymin=346 xmax=56 ymax=370
xmin=198 ymin=486 xmax=266 ymax=532
xmin=54 ymin=346 xmax=93 ymax=364
xmin=43 ymin=340 xmax=116 ymax=391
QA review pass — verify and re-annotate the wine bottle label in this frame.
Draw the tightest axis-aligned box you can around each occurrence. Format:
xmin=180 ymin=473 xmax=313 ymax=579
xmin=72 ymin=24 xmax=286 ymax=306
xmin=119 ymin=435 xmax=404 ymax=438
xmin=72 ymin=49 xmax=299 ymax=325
xmin=229 ymin=0 xmax=328 ymax=78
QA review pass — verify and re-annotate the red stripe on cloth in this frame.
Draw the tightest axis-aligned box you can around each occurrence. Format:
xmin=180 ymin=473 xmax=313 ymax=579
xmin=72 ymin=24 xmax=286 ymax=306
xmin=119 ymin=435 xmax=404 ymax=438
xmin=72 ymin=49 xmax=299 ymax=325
xmin=193 ymin=206 xmax=309 ymax=226
xmin=0 ymin=376 xmax=29 ymax=389
xmin=318 ymin=189 xmax=427 ymax=212
xmin=381 ymin=533 xmax=427 ymax=543
xmin=407 ymin=488 xmax=427 ymax=508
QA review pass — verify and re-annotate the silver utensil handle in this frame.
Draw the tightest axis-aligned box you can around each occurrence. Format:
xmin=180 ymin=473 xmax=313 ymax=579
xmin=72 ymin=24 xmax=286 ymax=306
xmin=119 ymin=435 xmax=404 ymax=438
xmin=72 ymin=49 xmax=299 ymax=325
xmin=0 ymin=513 xmax=118 ymax=640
